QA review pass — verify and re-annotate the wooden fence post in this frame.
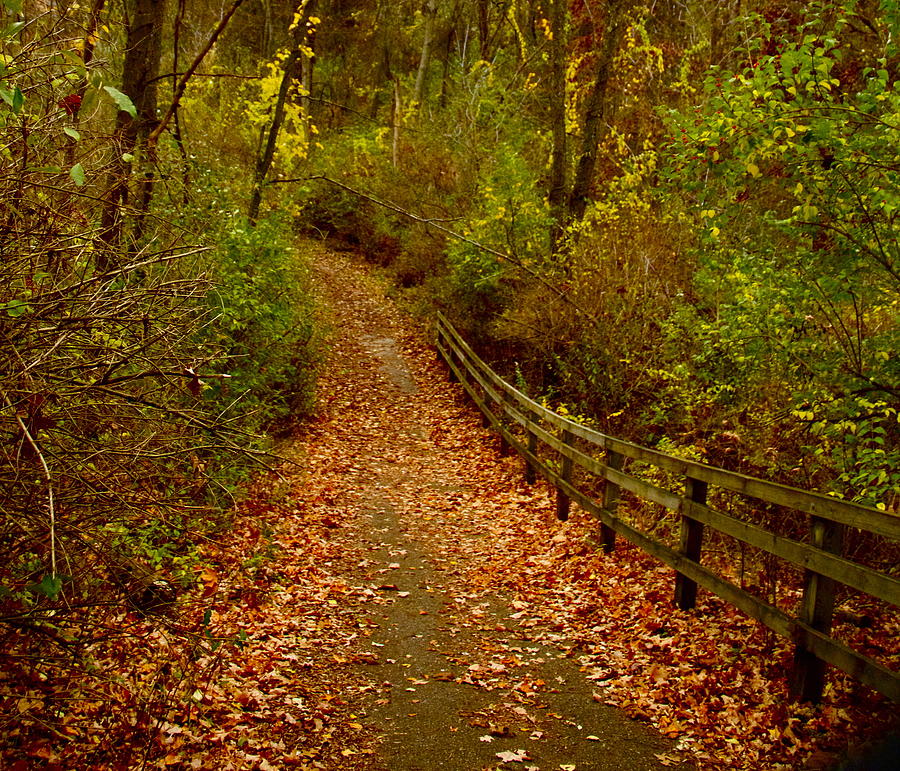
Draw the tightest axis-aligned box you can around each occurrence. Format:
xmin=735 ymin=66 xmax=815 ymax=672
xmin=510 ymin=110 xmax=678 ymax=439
xmin=600 ymin=450 xmax=622 ymax=552
xmin=790 ymin=516 xmax=844 ymax=702
xmin=438 ymin=324 xmax=459 ymax=383
xmin=524 ymin=431 xmax=537 ymax=484
xmin=446 ymin=342 xmax=458 ymax=382
xmin=674 ymin=476 xmax=708 ymax=610
xmin=435 ymin=323 xmax=444 ymax=362
xmin=494 ymin=390 xmax=511 ymax=456
xmin=556 ymin=428 xmax=574 ymax=520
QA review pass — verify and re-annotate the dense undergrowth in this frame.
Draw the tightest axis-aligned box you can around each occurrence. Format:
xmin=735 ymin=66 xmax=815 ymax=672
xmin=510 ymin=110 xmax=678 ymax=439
xmin=1 ymin=0 xmax=898 ymax=765
xmin=0 ymin=5 xmax=323 ymax=764
xmin=293 ymin=0 xmax=900 ymax=516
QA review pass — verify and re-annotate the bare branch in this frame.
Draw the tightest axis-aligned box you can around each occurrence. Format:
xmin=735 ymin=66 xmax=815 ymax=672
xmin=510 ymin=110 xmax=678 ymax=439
xmin=2 ymin=390 xmax=56 ymax=578
xmin=277 ymin=174 xmax=602 ymax=329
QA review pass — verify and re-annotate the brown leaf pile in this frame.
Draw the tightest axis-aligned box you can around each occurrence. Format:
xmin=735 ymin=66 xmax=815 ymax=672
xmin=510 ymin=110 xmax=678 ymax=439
xmin=2 ymin=247 xmax=895 ymax=770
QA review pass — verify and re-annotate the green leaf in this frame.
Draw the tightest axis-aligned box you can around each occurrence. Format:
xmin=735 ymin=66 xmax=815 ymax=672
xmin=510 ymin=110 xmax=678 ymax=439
xmin=28 ymin=574 xmax=63 ymax=600
xmin=63 ymin=126 xmax=80 ymax=141
xmin=2 ymin=21 xmax=26 ymax=39
xmin=3 ymin=299 xmax=31 ymax=317
xmin=69 ymin=163 xmax=85 ymax=187
xmin=2 ymin=0 xmax=23 ymax=13
xmin=1 ymin=86 xmax=24 ymax=113
xmin=103 ymin=86 xmax=137 ymax=118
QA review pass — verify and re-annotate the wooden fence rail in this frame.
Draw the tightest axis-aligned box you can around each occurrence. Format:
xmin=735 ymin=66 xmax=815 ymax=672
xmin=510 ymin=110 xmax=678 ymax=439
xmin=434 ymin=312 xmax=900 ymax=703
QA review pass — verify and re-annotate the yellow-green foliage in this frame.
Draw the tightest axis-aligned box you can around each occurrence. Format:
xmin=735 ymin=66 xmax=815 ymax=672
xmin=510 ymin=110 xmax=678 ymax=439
xmin=241 ymin=49 xmax=313 ymax=177
xmin=180 ymin=49 xmax=314 ymax=203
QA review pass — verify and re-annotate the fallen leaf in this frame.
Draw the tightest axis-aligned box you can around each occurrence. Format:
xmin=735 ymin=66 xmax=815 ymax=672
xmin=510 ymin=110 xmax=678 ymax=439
xmin=496 ymin=748 xmax=530 ymax=763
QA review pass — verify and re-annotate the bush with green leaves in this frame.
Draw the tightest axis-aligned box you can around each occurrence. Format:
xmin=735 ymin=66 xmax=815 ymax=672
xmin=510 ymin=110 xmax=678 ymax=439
xmin=0 ymin=9 xmax=324 ymax=635
xmin=660 ymin=0 xmax=900 ymax=505
xmin=200 ymin=213 xmax=323 ymax=435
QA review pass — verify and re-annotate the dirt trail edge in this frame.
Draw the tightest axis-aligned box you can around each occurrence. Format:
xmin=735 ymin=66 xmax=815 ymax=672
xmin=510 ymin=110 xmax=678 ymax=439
xmin=278 ymin=246 xmax=688 ymax=771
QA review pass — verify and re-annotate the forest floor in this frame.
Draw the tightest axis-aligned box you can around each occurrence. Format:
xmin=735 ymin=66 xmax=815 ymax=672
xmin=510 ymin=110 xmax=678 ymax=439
xmin=6 ymin=243 xmax=896 ymax=770
xmin=183 ymin=243 xmax=892 ymax=771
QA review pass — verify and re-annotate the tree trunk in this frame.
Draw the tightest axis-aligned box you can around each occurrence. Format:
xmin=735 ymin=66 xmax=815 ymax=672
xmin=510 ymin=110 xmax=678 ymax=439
xmin=477 ymin=0 xmax=490 ymax=60
xmin=567 ymin=0 xmax=632 ymax=223
xmin=248 ymin=1 xmax=316 ymax=223
xmin=547 ymin=0 xmax=567 ymax=251
xmin=63 ymin=0 xmax=106 ymax=169
xmin=98 ymin=0 xmax=166 ymax=257
xmin=261 ymin=0 xmax=275 ymax=57
xmin=413 ymin=0 xmax=438 ymax=107
xmin=438 ymin=1 xmax=460 ymax=107
xmin=299 ymin=0 xmax=318 ymax=156
xmin=301 ymin=0 xmax=318 ymax=100
xmin=73 ymin=0 xmax=107 ymax=121
xmin=391 ymin=78 xmax=400 ymax=169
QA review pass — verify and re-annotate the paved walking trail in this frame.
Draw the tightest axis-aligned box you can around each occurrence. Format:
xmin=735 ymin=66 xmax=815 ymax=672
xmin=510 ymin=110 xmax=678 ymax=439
xmin=279 ymin=245 xmax=687 ymax=770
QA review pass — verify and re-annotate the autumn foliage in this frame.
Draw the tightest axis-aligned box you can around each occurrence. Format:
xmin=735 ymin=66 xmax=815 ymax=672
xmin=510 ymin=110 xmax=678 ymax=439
xmin=2 ymin=0 xmax=899 ymax=769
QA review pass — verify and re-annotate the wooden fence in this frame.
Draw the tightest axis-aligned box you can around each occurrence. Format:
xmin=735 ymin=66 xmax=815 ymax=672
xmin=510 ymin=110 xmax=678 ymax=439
xmin=435 ymin=312 xmax=900 ymax=703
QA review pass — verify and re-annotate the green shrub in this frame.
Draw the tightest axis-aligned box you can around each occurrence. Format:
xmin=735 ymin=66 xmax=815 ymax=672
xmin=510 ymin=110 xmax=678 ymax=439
xmin=201 ymin=213 xmax=323 ymax=435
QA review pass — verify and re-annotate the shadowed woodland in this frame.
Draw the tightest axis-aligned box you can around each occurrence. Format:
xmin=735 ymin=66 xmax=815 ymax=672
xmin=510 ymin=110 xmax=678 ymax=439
xmin=1 ymin=0 xmax=898 ymax=768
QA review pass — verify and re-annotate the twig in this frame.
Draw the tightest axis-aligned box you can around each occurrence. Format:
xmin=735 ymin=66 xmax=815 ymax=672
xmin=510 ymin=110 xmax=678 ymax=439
xmin=147 ymin=71 xmax=260 ymax=85
xmin=304 ymin=96 xmax=381 ymax=124
xmin=274 ymin=174 xmax=602 ymax=329
xmin=2 ymin=390 xmax=56 ymax=578
xmin=148 ymin=0 xmax=247 ymax=146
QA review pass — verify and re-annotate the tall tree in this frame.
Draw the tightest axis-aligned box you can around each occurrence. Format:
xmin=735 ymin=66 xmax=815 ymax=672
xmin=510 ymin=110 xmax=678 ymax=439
xmin=98 ymin=0 xmax=167 ymax=255
xmin=567 ymin=0 xmax=634 ymax=222
xmin=413 ymin=0 xmax=439 ymax=106
xmin=248 ymin=0 xmax=317 ymax=222
xmin=547 ymin=0 xmax=567 ymax=250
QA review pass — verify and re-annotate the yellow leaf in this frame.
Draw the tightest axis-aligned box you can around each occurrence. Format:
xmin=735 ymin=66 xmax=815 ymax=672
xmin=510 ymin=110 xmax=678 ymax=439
xmin=746 ymin=162 xmax=761 ymax=178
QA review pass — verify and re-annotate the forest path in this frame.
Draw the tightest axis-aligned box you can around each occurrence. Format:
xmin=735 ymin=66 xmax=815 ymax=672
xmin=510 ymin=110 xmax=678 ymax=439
xmin=283 ymin=244 xmax=684 ymax=770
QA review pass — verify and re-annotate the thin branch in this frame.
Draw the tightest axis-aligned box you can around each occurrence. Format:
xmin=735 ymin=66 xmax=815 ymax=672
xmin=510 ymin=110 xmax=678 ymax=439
xmin=148 ymin=0 xmax=247 ymax=147
xmin=2 ymin=390 xmax=56 ymax=578
xmin=304 ymin=95 xmax=382 ymax=123
xmin=147 ymin=72 xmax=260 ymax=85
xmin=275 ymin=174 xmax=602 ymax=329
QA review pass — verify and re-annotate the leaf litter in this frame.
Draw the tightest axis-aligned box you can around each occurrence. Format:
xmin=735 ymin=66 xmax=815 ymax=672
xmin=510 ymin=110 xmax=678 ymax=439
xmin=3 ymin=244 xmax=896 ymax=770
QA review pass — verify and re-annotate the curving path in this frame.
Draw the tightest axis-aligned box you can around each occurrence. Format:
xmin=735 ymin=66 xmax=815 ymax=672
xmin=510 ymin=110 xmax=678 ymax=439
xmin=286 ymin=244 xmax=687 ymax=770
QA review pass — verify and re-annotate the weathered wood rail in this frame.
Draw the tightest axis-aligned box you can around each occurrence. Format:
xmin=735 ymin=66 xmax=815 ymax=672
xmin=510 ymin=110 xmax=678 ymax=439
xmin=435 ymin=312 xmax=900 ymax=703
